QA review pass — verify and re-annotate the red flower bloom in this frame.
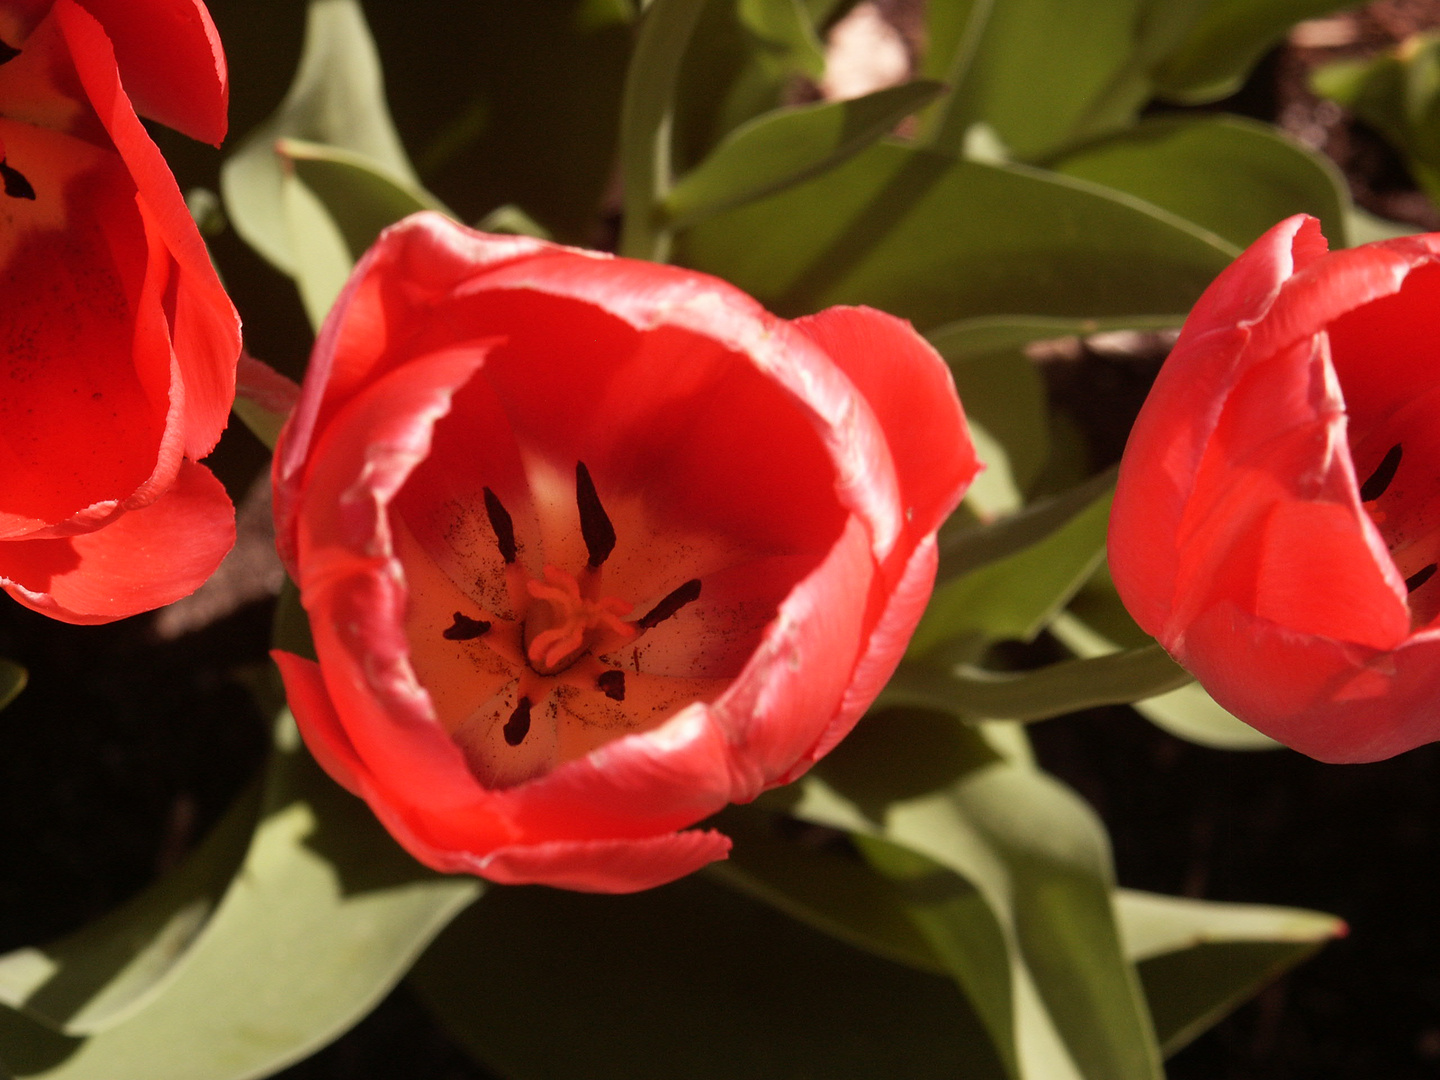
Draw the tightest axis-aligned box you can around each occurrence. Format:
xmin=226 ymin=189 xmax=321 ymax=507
xmin=0 ymin=0 xmax=239 ymax=623
xmin=272 ymin=213 xmax=976 ymax=892
xmin=1110 ymin=214 xmax=1440 ymax=762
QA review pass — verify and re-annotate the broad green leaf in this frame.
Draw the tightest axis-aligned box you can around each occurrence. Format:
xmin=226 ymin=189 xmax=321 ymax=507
xmin=1053 ymin=114 xmax=1350 ymax=249
xmin=618 ymin=0 xmax=709 ymax=260
xmin=410 ymin=875 xmax=1008 ymax=1080
xmin=943 ymin=346 xmax=1050 ymax=494
xmin=280 ymin=174 xmax=353 ymax=330
xmin=708 ymin=805 xmax=946 ymax=975
xmin=928 ymin=314 xmax=1186 ymax=361
xmin=221 ymin=0 xmax=419 ymax=277
xmin=802 ymin=712 xmax=1164 ymax=1080
xmin=279 ymin=138 xmax=448 ymax=261
xmin=856 ymin=835 xmax=1021 ymax=1078
xmin=1049 ymin=612 xmax=1280 ymax=750
xmin=0 ymin=719 xmax=479 ymax=1080
xmin=912 ymin=478 xmax=1113 ymax=653
xmin=739 ymin=0 xmax=825 ymax=80
xmin=966 ymin=420 xmax=1024 ymax=520
xmin=938 ymin=468 xmax=1119 ymax=585
xmin=0 ymin=785 xmax=260 ymax=1035
xmin=676 ymin=142 xmax=1236 ymax=331
xmin=1150 ymin=0 xmax=1357 ymax=104
xmin=1116 ymin=890 xmax=1344 ymax=1055
xmin=673 ymin=0 xmax=825 ymax=179
xmin=1346 ymin=205 xmax=1421 ymax=245
xmin=882 ymin=645 xmax=1192 ymax=723
xmin=664 ymin=81 xmax=944 ymax=226
xmin=0 ymin=660 xmax=24 ymax=712
xmin=1313 ymin=34 xmax=1440 ymax=206
xmin=920 ymin=0 xmax=1153 ymax=159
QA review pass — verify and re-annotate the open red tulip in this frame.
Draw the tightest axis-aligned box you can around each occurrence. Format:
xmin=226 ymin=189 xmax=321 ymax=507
xmin=272 ymin=213 xmax=977 ymax=892
xmin=0 ymin=0 xmax=239 ymax=623
xmin=1110 ymin=214 xmax=1440 ymax=762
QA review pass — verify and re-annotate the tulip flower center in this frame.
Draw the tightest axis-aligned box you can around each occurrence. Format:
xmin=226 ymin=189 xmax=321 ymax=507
xmin=400 ymin=456 xmax=754 ymax=788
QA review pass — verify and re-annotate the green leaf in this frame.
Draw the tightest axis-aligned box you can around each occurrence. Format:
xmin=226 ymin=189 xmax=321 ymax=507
xmin=738 ymin=0 xmax=825 ymax=80
xmin=618 ymin=0 xmax=710 ymax=260
xmin=0 ymin=660 xmax=24 ymax=712
xmin=707 ymin=805 xmax=946 ymax=975
xmin=0 ymin=785 xmax=261 ymax=1035
xmin=410 ymin=875 xmax=1008 ymax=1080
xmin=1150 ymin=0 xmax=1357 ymax=104
xmin=673 ymin=0 xmax=826 ymax=178
xmin=665 ymin=81 xmax=944 ymax=226
xmin=220 ymin=0 xmax=420 ymax=278
xmin=1346 ymin=205 xmax=1422 ymax=245
xmin=1052 ymin=114 xmax=1351 ymax=249
xmin=676 ymin=142 xmax=1237 ymax=332
xmin=278 ymin=138 xmax=447 ymax=261
xmin=1115 ymin=890 xmax=1345 ymax=1055
xmin=0 ymin=718 xmax=479 ymax=1080
xmin=1312 ymin=34 xmax=1440 ymax=207
xmin=920 ymin=0 xmax=1158 ymax=160
xmin=942 ymin=346 xmax=1051 ymax=495
xmin=912 ymin=475 xmax=1114 ymax=652
xmin=802 ymin=712 xmax=1164 ymax=1080
xmin=883 ymin=645 xmax=1192 ymax=723
xmin=1049 ymin=612 xmax=1280 ymax=750
xmin=938 ymin=468 xmax=1119 ymax=585
xmin=928 ymin=314 xmax=1187 ymax=361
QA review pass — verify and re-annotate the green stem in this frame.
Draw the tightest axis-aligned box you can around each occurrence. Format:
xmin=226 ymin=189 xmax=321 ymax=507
xmin=880 ymin=646 xmax=1192 ymax=723
xmin=617 ymin=0 xmax=708 ymax=261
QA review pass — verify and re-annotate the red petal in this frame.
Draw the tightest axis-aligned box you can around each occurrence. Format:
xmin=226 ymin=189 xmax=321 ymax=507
xmin=791 ymin=306 xmax=978 ymax=550
xmin=58 ymin=0 xmax=239 ymax=460
xmin=1177 ymin=602 xmax=1440 ymax=762
xmin=469 ymin=830 xmax=733 ymax=893
xmin=1111 ymin=215 xmax=1327 ymax=637
xmin=789 ymin=534 xmax=941 ymax=779
xmin=272 ymin=650 xmax=367 ymax=797
xmin=711 ymin=516 xmax=876 ymax=797
xmin=0 ymin=459 xmax=234 ymax=623
xmin=0 ymin=119 xmax=174 ymax=535
xmin=72 ymin=0 xmax=228 ymax=145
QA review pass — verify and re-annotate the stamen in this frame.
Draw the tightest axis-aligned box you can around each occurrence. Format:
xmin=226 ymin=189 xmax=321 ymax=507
xmin=637 ymin=579 xmax=702 ymax=630
xmin=0 ymin=39 xmax=19 ymax=64
xmin=483 ymin=486 xmax=517 ymax=564
xmin=524 ymin=565 xmax=636 ymax=673
xmin=597 ymin=670 xmax=626 ymax=701
xmin=504 ymin=697 xmax=532 ymax=745
xmin=1 ymin=161 xmax=35 ymax=201
xmin=1361 ymin=443 xmax=1403 ymax=502
xmin=1406 ymin=564 xmax=1437 ymax=593
xmin=442 ymin=612 xmax=491 ymax=640
xmin=575 ymin=461 xmax=616 ymax=568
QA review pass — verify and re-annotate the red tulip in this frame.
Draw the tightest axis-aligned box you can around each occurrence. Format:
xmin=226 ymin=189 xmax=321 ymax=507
xmin=1110 ymin=214 xmax=1440 ymax=762
xmin=271 ymin=213 xmax=976 ymax=891
xmin=0 ymin=0 xmax=239 ymax=623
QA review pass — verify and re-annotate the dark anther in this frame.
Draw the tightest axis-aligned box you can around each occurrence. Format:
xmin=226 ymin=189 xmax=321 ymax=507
xmin=0 ymin=39 xmax=20 ymax=64
xmin=503 ymin=697 xmax=532 ymax=746
xmin=1361 ymin=443 xmax=1403 ymax=502
xmin=1 ymin=161 xmax=35 ymax=201
xmin=483 ymin=486 xmax=517 ymax=564
xmin=638 ymin=579 xmax=702 ymax=630
xmin=442 ymin=612 xmax=491 ymax=641
xmin=597 ymin=670 xmax=626 ymax=701
xmin=575 ymin=461 xmax=617 ymax=568
xmin=1406 ymin=564 xmax=1437 ymax=593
